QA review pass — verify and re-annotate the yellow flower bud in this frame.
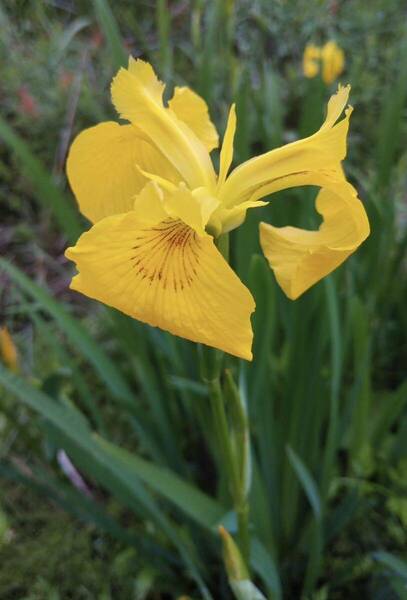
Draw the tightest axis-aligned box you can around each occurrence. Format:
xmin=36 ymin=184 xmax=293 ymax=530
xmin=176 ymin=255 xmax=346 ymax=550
xmin=303 ymin=44 xmax=321 ymax=78
xmin=0 ymin=327 xmax=18 ymax=372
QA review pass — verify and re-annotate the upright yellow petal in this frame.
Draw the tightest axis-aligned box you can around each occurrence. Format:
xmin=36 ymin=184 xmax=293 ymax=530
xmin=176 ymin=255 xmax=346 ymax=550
xmin=111 ymin=58 xmax=216 ymax=191
xmin=321 ymin=41 xmax=345 ymax=85
xmin=210 ymin=199 xmax=268 ymax=235
xmin=132 ymin=181 xmax=167 ymax=224
xmin=65 ymin=214 xmax=255 ymax=360
xmin=219 ymin=85 xmax=352 ymax=211
xmin=66 ymin=122 xmax=179 ymax=223
xmin=259 ymin=177 xmax=370 ymax=299
xmin=217 ymin=104 xmax=237 ymax=191
xmin=168 ymin=87 xmax=219 ymax=152
xmin=162 ymin=184 xmax=219 ymax=236
xmin=303 ymin=44 xmax=321 ymax=78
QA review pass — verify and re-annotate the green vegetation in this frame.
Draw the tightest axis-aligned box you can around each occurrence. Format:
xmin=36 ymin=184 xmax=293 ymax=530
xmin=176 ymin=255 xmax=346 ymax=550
xmin=1 ymin=1 xmax=406 ymax=598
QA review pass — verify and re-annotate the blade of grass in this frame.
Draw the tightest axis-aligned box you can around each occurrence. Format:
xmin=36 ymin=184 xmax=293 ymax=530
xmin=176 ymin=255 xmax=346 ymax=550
xmin=348 ymin=296 xmax=372 ymax=472
xmin=31 ymin=311 xmax=106 ymax=434
xmin=376 ymin=34 xmax=407 ymax=188
xmin=95 ymin=434 xmax=227 ymax=529
xmin=251 ymin=538 xmax=282 ymax=600
xmin=280 ymin=290 xmax=325 ymax=543
xmin=196 ymin=0 xmax=222 ymax=104
xmin=259 ymin=62 xmax=285 ymax=149
xmin=321 ymin=276 xmax=343 ymax=498
xmin=92 ymin=0 xmax=127 ymax=70
xmin=286 ymin=446 xmax=321 ymax=522
xmin=0 ymin=258 xmax=134 ymax=409
xmin=105 ymin=311 xmax=188 ymax=471
xmin=372 ymin=551 xmax=407 ymax=583
xmin=0 ymin=116 xmax=82 ymax=242
xmin=52 ymin=17 xmax=91 ymax=65
xmin=287 ymin=445 xmax=323 ymax=596
xmin=156 ymin=0 xmax=173 ymax=82
xmin=0 ymin=363 xmax=213 ymax=599
xmin=371 ymin=381 xmax=407 ymax=447
xmin=248 ymin=255 xmax=281 ymax=536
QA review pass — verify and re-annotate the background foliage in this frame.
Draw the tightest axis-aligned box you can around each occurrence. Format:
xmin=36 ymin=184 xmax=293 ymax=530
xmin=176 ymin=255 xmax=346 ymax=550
xmin=1 ymin=1 xmax=406 ymax=598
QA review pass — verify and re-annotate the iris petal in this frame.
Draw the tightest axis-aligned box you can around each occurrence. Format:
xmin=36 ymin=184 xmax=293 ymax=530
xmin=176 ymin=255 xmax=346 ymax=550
xmin=66 ymin=121 xmax=179 ymax=223
xmin=65 ymin=212 xmax=255 ymax=359
xmin=168 ymin=86 xmax=219 ymax=152
xmin=217 ymin=104 xmax=237 ymax=190
xmin=321 ymin=41 xmax=345 ymax=85
xmin=111 ymin=58 xmax=216 ymax=191
xmin=259 ymin=177 xmax=370 ymax=299
xmin=219 ymin=85 xmax=352 ymax=209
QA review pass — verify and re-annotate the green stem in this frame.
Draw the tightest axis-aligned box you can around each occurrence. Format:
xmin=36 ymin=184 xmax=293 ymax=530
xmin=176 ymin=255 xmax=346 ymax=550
xmin=207 ymin=375 xmax=251 ymax=568
xmin=203 ymin=233 xmax=251 ymax=566
xmin=208 ymin=378 xmax=239 ymax=498
xmin=237 ymin=500 xmax=250 ymax=567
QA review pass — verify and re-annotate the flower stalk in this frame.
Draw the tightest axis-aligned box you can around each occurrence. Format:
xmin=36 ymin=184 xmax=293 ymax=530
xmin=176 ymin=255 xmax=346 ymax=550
xmin=200 ymin=344 xmax=251 ymax=569
xmin=224 ymin=369 xmax=251 ymax=566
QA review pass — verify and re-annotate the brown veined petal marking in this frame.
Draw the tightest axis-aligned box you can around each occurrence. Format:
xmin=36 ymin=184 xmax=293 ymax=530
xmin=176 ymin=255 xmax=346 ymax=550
xmin=65 ymin=213 xmax=255 ymax=360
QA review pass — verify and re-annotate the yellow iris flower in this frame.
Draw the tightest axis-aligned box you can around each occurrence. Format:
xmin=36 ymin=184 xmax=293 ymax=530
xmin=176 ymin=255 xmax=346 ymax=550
xmin=303 ymin=41 xmax=345 ymax=85
xmin=303 ymin=44 xmax=321 ymax=79
xmin=65 ymin=58 xmax=369 ymax=360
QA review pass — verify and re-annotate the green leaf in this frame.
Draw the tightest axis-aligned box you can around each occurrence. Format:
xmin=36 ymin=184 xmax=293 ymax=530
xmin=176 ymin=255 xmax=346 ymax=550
xmin=286 ymin=445 xmax=322 ymax=521
xmin=230 ymin=580 xmax=267 ymax=600
xmin=53 ymin=17 xmax=91 ymax=64
xmin=95 ymin=435 xmax=226 ymax=529
xmin=376 ymin=37 xmax=407 ymax=187
xmin=251 ymin=538 xmax=282 ymax=600
xmin=156 ymin=0 xmax=173 ymax=81
xmin=92 ymin=0 xmax=127 ymax=70
xmin=372 ymin=551 xmax=407 ymax=583
xmin=0 ymin=363 xmax=213 ymax=599
xmin=168 ymin=375 xmax=208 ymax=397
xmin=371 ymin=380 xmax=407 ymax=447
xmin=321 ymin=276 xmax=343 ymax=498
xmin=287 ymin=446 xmax=324 ymax=597
xmin=0 ymin=258 xmax=134 ymax=409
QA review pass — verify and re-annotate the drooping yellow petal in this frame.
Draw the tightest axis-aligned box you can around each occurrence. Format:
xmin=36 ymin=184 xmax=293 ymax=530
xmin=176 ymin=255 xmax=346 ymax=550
xmin=111 ymin=58 xmax=216 ymax=191
xmin=321 ymin=41 xmax=345 ymax=85
xmin=303 ymin=44 xmax=321 ymax=78
xmin=65 ymin=214 xmax=255 ymax=360
xmin=66 ymin=122 xmax=179 ymax=223
xmin=217 ymin=104 xmax=237 ymax=191
xmin=319 ymin=84 xmax=351 ymax=131
xmin=259 ymin=178 xmax=370 ymax=300
xmin=168 ymin=86 xmax=219 ymax=152
xmin=218 ymin=85 xmax=352 ymax=211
